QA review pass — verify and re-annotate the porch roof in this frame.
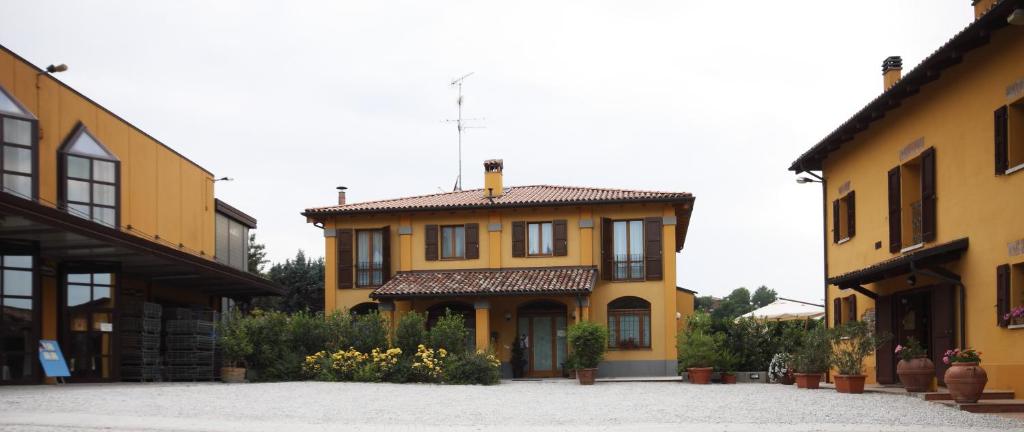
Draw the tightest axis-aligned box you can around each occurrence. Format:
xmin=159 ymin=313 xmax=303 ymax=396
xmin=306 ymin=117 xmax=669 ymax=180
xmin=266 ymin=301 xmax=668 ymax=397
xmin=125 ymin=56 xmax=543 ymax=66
xmin=827 ymin=238 xmax=969 ymax=288
xmin=369 ymin=266 xmax=597 ymax=299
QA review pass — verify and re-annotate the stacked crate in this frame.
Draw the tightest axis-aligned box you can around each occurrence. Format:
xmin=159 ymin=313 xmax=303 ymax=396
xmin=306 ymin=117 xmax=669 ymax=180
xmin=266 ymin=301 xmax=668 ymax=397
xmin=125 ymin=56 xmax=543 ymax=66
xmin=164 ymin=308 xmax=218 ymax=381
xmin=120 ymin=299 xmax=162 ymax=382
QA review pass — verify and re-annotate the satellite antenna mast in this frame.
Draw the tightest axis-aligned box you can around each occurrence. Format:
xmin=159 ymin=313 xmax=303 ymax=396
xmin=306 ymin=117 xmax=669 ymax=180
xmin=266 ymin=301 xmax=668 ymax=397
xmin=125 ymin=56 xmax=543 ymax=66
xmin=444 ymin=72 xmax=484 ymax=191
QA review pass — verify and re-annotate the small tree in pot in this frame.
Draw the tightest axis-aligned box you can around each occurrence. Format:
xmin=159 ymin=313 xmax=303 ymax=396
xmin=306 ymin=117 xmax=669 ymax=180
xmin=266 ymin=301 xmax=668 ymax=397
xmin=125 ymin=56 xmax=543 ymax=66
xmin=792 ymin=326 xmax=831 ymax=389
xmin=567 ymin=321 xmax=607 ymax=385
xmin=716 ymin=347 xmax=740 ymax=384
xmin=831 ymin=321 xmax=890 ymax=394
xmin=217 ymin=310 xmax=253 ymax=383
xmin=677 ymin=331 xmax=719 ymax=384
xmin=510 ymin=335 xmax=528 ymax=378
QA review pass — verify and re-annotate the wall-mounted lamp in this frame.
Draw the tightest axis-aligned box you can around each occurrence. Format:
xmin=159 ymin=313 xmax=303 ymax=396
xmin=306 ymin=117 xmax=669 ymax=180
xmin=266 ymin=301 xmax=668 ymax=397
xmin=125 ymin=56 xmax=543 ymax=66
xmin=796 ymin=177 xmax=822 ymax=184
xmin=45 ymin=64 xmax=68 ymax=74
xmin=675 ymin=312 xmax=682 ymax=320
xmin=214 ymin=177 xmax=234 ymax=182
xmin=907 ymin=274 xmax=917 ymax=286
xmin=1008 ymin=8 xmax=1024 ymax=25
xmin=504 ymin=311 xmax=512 ymax=321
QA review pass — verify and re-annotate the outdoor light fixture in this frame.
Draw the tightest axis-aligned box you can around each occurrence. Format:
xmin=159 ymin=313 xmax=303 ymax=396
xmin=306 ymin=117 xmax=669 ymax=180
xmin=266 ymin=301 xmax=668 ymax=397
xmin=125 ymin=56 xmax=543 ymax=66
xmin=45 ymin=64 xmax=68 ymax=74
xmin=907 ymin=274 xmax=917 ymax=286
xmin=796 ymin=177 xmax=822 ymax=184
xmin=504 ymin=311 xmax=512 ymax=321
xmin=1009 ymin=8 xmax=1024 ymax=25
xmin=214 ymin=177 xmax=234 ymax=182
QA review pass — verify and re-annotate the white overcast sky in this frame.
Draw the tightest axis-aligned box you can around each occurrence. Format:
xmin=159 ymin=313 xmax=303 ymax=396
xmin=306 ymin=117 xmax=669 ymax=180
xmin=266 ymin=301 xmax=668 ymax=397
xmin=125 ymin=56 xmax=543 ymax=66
xmin=1 ymin=0 xmax=974 ymax=302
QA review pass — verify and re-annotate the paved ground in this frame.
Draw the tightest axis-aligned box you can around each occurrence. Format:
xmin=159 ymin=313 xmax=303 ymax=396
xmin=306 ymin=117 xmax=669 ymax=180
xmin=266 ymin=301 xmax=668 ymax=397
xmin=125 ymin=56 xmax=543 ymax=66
xmin=1 ymin=380 xmax=1022 ymax=432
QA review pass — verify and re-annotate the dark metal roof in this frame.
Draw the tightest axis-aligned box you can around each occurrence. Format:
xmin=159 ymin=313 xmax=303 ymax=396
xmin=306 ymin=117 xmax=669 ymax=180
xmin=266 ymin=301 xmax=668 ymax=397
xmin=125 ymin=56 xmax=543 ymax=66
xmin=789 ymin=0 xmax=1021 ymax=172
xmin=828 ymin=238 xmax=969 ymax=288
xmin=676 ymin=286 xmax=698 ymax=294
xmin=370 ymin=266 xmax=597 ymax=299
xmin=215 ymin=199 xmax=258 ymax=229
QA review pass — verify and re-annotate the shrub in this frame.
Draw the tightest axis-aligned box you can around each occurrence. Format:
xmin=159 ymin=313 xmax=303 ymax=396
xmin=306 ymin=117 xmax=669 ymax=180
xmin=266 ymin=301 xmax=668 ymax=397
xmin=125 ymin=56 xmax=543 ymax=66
xmin=444 ymin=350 xmax=501 ymax=385
xmin=345 ymin=312 xmax=389 ymax=353
xmin=677 ymin=330 xmax=719 ymax=371
xmin=428 ymin=310 xmax=469 ymax=355
xmin=768 ymin=353 xmax=793 ymax=383
xmin=793 ymin=326 xmax=832 ymax=374
xmin=567 ymin=321 xmax=607 ymax=369
xmin=716 ymin=346 xmax=740 ymax=374
xmin=323 ymin=311 xmax=354 ymax=352
xmin=217 ymin=310 xmax=253 ymax=368
xmin=411 ymin=344 xmax=447 ymax=382
xmin=831 ymin=320 xmax=890 ymax=376
xmin=244 ymin=310 xmax=302 ymax=381
xmin=722 ymin=317 xmax=773 ymax=371
xmin=395 ymin=312 xmax=428 ymax=356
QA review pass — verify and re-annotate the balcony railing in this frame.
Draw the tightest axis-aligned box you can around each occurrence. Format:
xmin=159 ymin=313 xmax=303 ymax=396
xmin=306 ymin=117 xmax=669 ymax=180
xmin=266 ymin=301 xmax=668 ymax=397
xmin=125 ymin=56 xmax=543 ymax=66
xmin=910 ymin=200 xmax=923 ymax=246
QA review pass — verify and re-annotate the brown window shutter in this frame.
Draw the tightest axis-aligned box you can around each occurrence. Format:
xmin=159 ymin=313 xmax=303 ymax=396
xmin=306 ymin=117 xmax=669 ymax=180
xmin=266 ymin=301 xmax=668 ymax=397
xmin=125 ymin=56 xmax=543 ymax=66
xmin=644 ymin=217 xmax=663 ymax=281
xmin=887 ymin=166 xmax=902 ymax=253
xmin=601 ymin=218 xmax=613 ymax=280
xmin=833 ymin=298 xmax=842 ymax=327
xmin=996 ymin=106 xmax=1009 ymax=175
xmin=832 ymin=199 xmax=841 ymax=243
xmin=465 ymin=223 xmax=479 ymax=259
xmin=875 ymin=295 xmax=895 ymax=384
xmin=847 ymin=191 xmax=856 ymax=238
xmin=847 ymin=295 xmax=857 ymax=322
xmin=552 ymin=220 xmax=568 ymax=256
xmin=921 ymin=147 xmax=937 ymax=243
xmin=511 ymin=221 xmax=525 ymax=257
xmin=380 ymin=226 xmax=391 ymax=284
xmin=997 ymin=264 xmax=1011 ymax=327
xmin=337 ymin=228 xmax=353 ymax=289
xmin=425 ymin=224 xmax=438 ymax=261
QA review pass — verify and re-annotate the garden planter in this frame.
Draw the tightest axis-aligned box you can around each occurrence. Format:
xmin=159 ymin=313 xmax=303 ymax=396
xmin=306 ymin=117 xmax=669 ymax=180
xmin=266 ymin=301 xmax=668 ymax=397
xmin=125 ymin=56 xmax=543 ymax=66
xmin=568 ymin=369 xmax=577 ymax=380
xmin=777 ymin=374 xmax=795 ymax=385
xmin=896 ymin=357 xmax=935 ymax=392
xmin=944 ymin=362 xmax=988 ymax=403
xmin=834 ymin=375 xmax=866 ymax=394
xmin=793 ymin=373 xmax=822 ymax=389
xmin=577 ymin=368 xmax=597 ymax=385
xmin=687 ymin=367 xmax=713 ymax=384
xmin=720 ymin=373 xmax=737 ymax=384
xmin=220 ymin=367 xmax=246 ymax=383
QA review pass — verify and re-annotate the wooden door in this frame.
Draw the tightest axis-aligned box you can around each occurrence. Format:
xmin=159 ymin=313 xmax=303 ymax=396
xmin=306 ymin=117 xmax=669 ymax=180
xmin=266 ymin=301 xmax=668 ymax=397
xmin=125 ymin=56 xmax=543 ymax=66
xmin=930 ymin=284 xmax=956 ymax=385
xmin=875 ymin=295 xmax=895 ymax=384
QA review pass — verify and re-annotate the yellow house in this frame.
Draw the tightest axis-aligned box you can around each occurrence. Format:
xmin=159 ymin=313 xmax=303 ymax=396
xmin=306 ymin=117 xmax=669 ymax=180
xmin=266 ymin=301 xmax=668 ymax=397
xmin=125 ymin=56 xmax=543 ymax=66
xmin=0 ymin=44 xmax=282 ymax=384
xmin=304 ymin=160 xmax=696 ymax=377
xmin=789 ymin=0 xmax=1024 ymax=395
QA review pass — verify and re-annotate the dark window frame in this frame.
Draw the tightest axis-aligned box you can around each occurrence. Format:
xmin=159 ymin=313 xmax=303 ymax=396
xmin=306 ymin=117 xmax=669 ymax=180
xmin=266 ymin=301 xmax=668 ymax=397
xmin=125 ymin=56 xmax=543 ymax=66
xmin=0 ymin=85 xmax=39 ymax=200
xmin=607 ymin=297 xmax=651 ymax=350
xmin=439 ymin=224 xmax=467 ymax=260
xmin=355 ymin=228 xmax=384 ymax=287
xmin=0 ymin=241 xmax=40 ymax=385
xmin=526 ymin=221 xmax=554 ymax=257
xmin=611 ymin=219 xmax=645 ymax=281
xmin=57 ymin=124 xmax=121 ymax=229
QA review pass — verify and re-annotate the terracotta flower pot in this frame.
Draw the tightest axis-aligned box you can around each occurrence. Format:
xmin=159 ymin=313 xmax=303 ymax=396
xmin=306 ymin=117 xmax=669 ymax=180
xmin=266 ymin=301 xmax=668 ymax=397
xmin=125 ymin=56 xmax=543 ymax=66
xmin=720 ymin=373 xmax=737 ymax=384
xmin=944 ymin=362 xmax=988 ymax=403
xmin=687 ymin=367 xmax=713 ymax=384
xmin=896 ymin=357 xmax=935 ymax=392
xmin=834 ymin=374 xmax=866 ymax=394
xmin=220 ymin=367 xmax=246 ymax=383
xmin=568 ymin=369 xmax=577 ymax=380
xmin=777 ymin=374 xmax=795 ymax=385
xmin=793 ymin=373 xmax=822 ymax=389
xmin=577 ymin=368 xmax=597 ymax=385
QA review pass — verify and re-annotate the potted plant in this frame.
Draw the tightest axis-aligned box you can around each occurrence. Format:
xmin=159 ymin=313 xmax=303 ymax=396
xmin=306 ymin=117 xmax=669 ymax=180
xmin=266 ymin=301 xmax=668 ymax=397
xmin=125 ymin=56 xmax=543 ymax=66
xmin=1004 ymin=306 xmax=1024 ymax=327
xmin=769 ymin=353 xmax=795 ymax=385
xmin=567 ymin=321 xmax=607 ymax=385
xmin=217 ymin=311 xmax=252 ymax=383
xmin=562 ymin=351 xmax=578 ymax=379
xmin=677 ymin=331 xmax=718 ymax=384
xmin=895 ymin=337 xmax=934 ymax=392
xmin=831 ymin=321 xmax=889 ymax=394
xmin=943 ymin=348 xmax=987 ymax=403
xmin=717 ymin=347 xmax=739 ymax=384
xmin=792 ymin=327 xmax=831 ymax=389
xmin=510 ymin=336 xmax=528 ymax=378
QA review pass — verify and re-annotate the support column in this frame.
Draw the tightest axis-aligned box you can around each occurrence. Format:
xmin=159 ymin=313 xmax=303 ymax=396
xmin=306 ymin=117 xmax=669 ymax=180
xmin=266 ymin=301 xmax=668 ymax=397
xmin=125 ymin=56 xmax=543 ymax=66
xmin=661 ymin=207 xmax=679 ymax=363
xmin=487 ymin=212 xmax=502 ymax=269
xmin=474 ymin=300 xmax=491 ymax=351
xmin=394 ymin=300 xmax=412 ymax=326
xmin=398 ymin=215 xmax=413 ymax=271
xmin=574 ymin=297 xmax=590 ymax=324
xmin=324 ymin=222 xmax=338 ymax=313
xmin=579 ymin=208 xmax=594 ymax=266
xmin=379 ymin=301 xmax=396 ymax=332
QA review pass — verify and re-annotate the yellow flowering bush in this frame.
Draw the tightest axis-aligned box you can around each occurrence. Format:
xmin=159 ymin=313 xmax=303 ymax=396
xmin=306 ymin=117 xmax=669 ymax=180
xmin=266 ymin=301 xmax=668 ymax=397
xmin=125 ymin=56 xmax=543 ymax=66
xmin=331 ymin=348 xmax=369 ymax=381
xmin=411 ymin=344 xmax=447 ymax=382
xmin=303 ymin=351 xmax=332 ymax=380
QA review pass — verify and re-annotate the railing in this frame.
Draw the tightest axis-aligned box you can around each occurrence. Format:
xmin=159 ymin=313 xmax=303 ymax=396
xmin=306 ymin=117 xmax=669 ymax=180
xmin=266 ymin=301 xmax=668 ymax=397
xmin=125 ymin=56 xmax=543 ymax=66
xmin=910 ymin=200 xmax=923 ymax=246
xmin=356 ymin=261 xmax=383 ymax=286
xmin=613 ymin=254 xmax=644 ymax=280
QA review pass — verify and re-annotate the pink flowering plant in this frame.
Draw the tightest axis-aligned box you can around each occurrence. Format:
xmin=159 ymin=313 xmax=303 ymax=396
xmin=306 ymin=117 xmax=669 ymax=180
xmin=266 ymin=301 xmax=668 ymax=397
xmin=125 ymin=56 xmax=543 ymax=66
xmin=894 ymin=337 xmax=927 ymax=361
xmin=942 ymin=348 xmax=981 ymax=365
xmin=1004 ymin=306 xmax=1024 ymax=326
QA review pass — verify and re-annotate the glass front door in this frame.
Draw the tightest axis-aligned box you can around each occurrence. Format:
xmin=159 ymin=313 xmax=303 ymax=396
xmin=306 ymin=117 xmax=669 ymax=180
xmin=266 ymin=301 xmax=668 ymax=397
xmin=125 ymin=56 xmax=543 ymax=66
xmin=64 ymin=272 xmax=116 ymax=381
xmin=517 ymin=313 xmax=567 ymax=377
xmin=0 ymin=255 xmax=35 ymax=384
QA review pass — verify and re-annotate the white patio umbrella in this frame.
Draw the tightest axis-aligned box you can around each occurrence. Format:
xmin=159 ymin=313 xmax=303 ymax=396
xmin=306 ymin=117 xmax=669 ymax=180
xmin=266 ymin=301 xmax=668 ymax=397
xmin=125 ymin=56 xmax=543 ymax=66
xmin=737 ymin=298 xmax=825 ymax=322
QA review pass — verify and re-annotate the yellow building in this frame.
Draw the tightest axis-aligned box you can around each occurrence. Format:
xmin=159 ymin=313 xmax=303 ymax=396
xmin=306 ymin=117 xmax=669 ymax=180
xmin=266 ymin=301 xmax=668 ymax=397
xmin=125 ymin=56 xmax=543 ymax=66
xmin=790 ymin=0 xmax=1024 ymax=395
xmin=0 ymin=44 xmax=282 ymax=384
xmin=304 ymin=160 xmax=695 ymax=377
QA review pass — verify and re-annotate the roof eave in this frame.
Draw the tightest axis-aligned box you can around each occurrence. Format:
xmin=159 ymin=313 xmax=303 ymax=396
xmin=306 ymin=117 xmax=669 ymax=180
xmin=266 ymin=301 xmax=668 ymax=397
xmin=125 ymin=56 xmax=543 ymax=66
xmin=302 ymin=195 xmax=696 ymax=219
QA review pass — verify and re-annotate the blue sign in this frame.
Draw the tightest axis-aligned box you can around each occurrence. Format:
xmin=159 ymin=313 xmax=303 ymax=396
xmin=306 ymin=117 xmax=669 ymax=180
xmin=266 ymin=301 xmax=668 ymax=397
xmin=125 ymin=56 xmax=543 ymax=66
xmin=38 ymin=340 xmax=70 ymax=378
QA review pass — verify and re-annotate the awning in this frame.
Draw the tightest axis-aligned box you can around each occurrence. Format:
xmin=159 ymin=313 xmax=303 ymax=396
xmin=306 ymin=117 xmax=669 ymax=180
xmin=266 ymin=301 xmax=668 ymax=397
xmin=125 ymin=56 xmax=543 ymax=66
xmin=0 ymin=192 xmax=284 ymax=297
xmin=370 ymin=266 xmax=597 ymax=299
xmin=828 ymin=238 xmax=969 ymax=289
xmin=737 ymin=298 xmax=825 ymax=322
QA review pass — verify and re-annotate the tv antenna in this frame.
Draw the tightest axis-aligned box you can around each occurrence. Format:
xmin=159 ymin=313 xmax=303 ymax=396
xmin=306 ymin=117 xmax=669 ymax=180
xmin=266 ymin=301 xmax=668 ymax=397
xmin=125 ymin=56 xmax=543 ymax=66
xmin=443 ymin=72 xmax=485 ymax=191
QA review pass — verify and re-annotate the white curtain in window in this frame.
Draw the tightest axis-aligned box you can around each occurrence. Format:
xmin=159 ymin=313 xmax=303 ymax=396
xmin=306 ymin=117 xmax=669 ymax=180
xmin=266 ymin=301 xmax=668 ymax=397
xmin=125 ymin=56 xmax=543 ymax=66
xmin=528 ymin=223 xmax=540 ymax=255
xmin=541 ymin=223 xmax=553 ymax=254
xmin=453 ymin=226 xmax=465 ymax=258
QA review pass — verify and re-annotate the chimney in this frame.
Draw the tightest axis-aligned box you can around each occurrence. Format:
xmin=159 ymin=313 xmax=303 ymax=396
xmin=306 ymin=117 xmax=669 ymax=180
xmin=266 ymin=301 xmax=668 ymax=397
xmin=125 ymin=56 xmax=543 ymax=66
xmin=882 ymin=56 xmax=902 ymax=91
xmin=337 ymin=186 xmax=347 ymax=205
xmin=973 ymin=0 xmax=997 ymax=19
xmin=483 ymin=159 xmax=504 ymax=198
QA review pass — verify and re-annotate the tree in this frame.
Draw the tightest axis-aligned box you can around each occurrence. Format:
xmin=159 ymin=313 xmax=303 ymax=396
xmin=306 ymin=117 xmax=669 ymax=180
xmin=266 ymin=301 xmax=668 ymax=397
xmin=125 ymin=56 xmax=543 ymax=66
xmin=711 ymin=287 xmax=755 ymax=321
xmin=751 ymin=285 xmax=778 ymax=308
xmin=266 ymin=250 xmax=325 ymax=313
xmin=694 ymin=295 xmax=718 ymax=313
xmin=248 ymin=233 xmax=269 ymax=275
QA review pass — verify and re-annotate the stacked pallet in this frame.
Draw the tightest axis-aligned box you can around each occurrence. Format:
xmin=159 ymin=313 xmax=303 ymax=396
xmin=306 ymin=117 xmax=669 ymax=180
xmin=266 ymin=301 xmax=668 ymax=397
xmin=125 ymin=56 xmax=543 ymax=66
xmin=121 ymin=299 xmax=162 ymax=382
xmin=164 ymin=308 xmax=218 ymax=381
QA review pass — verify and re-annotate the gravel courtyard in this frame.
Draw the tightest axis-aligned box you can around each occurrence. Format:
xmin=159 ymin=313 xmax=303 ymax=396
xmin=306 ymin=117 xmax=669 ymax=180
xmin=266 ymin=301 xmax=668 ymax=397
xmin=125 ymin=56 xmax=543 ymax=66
xmin=1 ymin=380 xmax=1022 ymax=432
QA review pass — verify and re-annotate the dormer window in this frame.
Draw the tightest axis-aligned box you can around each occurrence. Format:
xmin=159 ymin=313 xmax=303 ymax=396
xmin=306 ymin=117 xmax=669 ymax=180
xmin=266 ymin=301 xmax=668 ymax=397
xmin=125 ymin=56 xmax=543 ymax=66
xmin=59 ymin=124 xmax=119 ymax=228
xmin=0 ymin=85 xmax=38 ymax=199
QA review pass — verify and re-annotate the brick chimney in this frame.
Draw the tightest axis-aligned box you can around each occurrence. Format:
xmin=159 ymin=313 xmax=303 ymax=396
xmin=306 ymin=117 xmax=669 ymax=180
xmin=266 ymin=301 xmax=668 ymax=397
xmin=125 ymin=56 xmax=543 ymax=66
xmin=337 ymin=186 xmax=347 ymax=205
xmin=882 ymin=56 xmax=903 ymax=91
xmin=973 ymin=0 xmax=998 ymax=19
xmin=483 ymin=159 xmax=504 ymax=198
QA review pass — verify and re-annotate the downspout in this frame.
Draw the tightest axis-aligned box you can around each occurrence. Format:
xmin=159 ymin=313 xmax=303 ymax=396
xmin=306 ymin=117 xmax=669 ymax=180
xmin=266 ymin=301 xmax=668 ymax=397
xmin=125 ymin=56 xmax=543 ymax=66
xmin=800 ymin=167 xmax=829 ymax=382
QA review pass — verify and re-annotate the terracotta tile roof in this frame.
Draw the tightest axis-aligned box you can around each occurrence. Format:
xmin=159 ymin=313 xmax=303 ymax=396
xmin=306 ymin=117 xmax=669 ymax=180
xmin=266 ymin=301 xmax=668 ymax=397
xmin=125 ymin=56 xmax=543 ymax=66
xmin=303 ymin=185 xmax=692 ymax=216
xmin=369 ymin=266 xmax=597 ymax=299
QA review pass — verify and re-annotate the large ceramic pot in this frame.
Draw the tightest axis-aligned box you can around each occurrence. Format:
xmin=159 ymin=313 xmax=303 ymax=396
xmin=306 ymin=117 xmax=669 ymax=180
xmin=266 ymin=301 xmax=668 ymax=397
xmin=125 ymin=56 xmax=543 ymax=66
xmin=944 ymin=362 xmax=987 ymax=403
xmin=720 ymin=373 xmax=737 ymax=384
xmin=687 ymin=367 xmax=713 ymax=384
xmin=220 ymin=367 xmax=246 ymax=383
xmin=896 ymin=357 xmax=935 ymax=392
xmin=793 ymin=373 xmax=822 ymax=389
xmin=834 ymin=375 xmax=866 ymax=394
xmin=577 ymin=368 xmax=597 ymax=385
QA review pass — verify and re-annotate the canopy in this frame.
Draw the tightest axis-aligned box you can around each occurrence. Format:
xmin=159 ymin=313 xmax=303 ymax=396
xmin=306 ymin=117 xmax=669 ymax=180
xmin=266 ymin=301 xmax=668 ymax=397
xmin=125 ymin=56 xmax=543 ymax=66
xmin=737 ymin=298 xmax=825 ymax=322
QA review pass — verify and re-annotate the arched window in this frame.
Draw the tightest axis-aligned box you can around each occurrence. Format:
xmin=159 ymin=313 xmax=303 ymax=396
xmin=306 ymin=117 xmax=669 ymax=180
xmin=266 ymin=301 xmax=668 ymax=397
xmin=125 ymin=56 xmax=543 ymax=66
xmin=349 ymin=302 xmax=379 ymax=315
xmin=0 ymin=85 xmax=38 ymax=199
xmin=607 ymin=296 xmax=651 ymax=349
xmin=59 ymin=124 xmax=119 ymax=228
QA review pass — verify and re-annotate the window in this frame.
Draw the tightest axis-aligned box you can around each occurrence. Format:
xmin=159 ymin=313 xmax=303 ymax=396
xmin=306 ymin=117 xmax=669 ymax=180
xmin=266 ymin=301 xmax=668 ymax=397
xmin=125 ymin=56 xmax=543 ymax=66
xmin=995 ymin=102 xmax=1024 ymax=175
xmin=440 ymin=225 xmax=466 ymax=259
xmin=527 ymin=222 xmax=553 ymax=256
xmin=0 ymin=254 xmax=34 ymax=382
xmin=612 ymin=220 xmax=644 ymax=280
xmin=60 ymin=125 xmax=119 ymax=228
xmin=607 ymin=297 xmax=651 ymax=349
xmin=0 ymin=86 xmax=37 ymax=199
xmin=833 ymin=191 xmax=855 ymax=243
xmin=357 ymin=230 xmax=384 ymax=287
xmin=215 ymin=212 xmax=250 ymax=271
xmin=887 ymin=147 xmax=935 ymax=253
xmin=997 ymin=263 xmax=1024 ymax=327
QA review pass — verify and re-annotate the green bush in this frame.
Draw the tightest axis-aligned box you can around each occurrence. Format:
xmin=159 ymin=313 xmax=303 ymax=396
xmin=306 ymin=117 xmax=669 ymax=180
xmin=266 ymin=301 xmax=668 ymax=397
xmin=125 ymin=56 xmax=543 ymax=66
xmin=217 ymin=309 xmax=253 ymax=368
xmin=428 ymin=310 xmax=469 ymax=355
xmin=677 ymin=330 xmax=719 ymax=371
xmin=444 ymin=351 xmax=501 ymax=385
xmin=793 ymin=326 xmax=832 ymax=374
xmin=345 ymin=312 xmax=389 ymax=353
xmin=567 ymin=321 xmax=607 ymax=369
xmin=831 ymin=321 xmax=890 ymax=376
xmin=394 ymin=312 xmax=428 ymax=356
xmin=715 ymin=346 xmax=740 ymax=374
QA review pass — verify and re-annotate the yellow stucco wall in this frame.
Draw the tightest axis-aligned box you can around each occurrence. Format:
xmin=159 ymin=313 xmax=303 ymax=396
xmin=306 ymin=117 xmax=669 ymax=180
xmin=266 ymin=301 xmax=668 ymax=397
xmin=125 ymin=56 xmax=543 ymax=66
xmin=820 ymin=26 xmax=1024 ymax=395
